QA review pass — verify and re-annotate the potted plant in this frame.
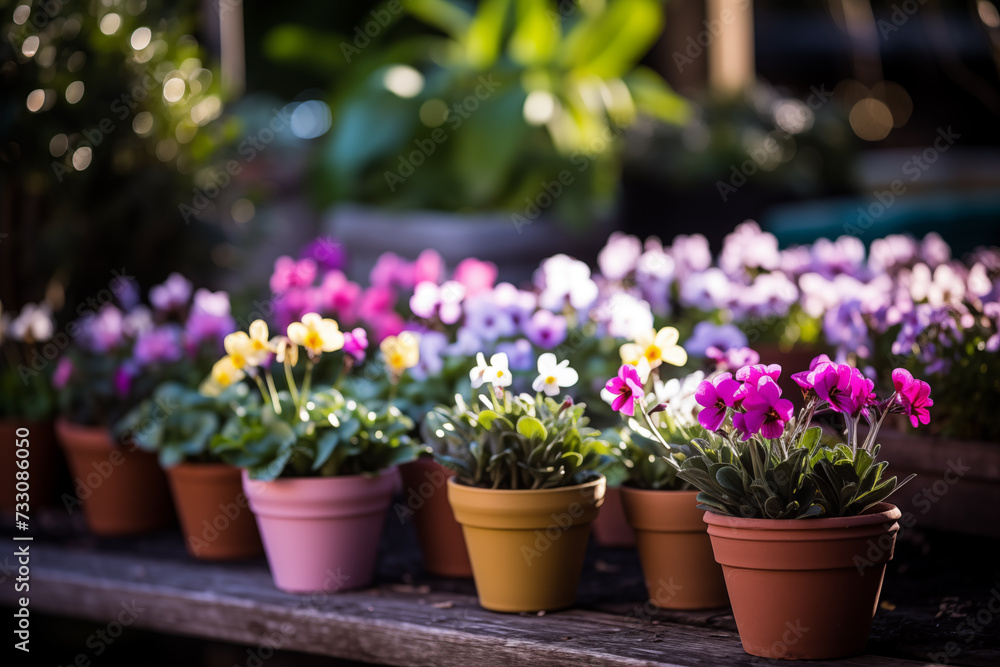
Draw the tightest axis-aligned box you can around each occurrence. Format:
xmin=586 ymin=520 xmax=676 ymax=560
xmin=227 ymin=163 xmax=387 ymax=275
xmin=675 ymin=356 xmax=934 ymax=659
xmin=1 ymin=301 xmax=60 ymax=513
xmin=206 ymin=315 xmax=423 ymax=593
xmin=424 ymin=351 xmax=611 ymax=612
xmin=602 ymin=358 xmax=729 ymax=610
xmin=113 ymin=380 xmax=263 ymax=560
xmin=54 ymin=277 xmax=232 ymax=535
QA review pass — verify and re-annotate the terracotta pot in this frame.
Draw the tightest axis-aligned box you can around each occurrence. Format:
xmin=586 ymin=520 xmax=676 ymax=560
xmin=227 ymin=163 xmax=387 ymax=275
xmin=165 ymin=463 xmax=263 ymax=560
xmin=620 ymin=487 xmax=728 ymax=610
xmin=243 ymin=468 xmax=395 ymax=593
xmin=398 ymin=457 xmax=472 ymax=577
xmin=55 ymin=419 xmax=174 ymax=536
xmin=0 ymin=420 xmax=60 ymax=512
xmin=591 ymin=486 xmax=636 ymax=547
xmin=705 ymin=503 xmax=902 ymax=660
xmin=448 ymin=476 xmax=605 ymax=612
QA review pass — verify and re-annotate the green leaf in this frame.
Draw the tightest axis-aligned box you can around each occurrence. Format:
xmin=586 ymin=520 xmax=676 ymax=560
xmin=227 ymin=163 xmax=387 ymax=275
xmin=516 ymin=415 xmax=547 ymax=441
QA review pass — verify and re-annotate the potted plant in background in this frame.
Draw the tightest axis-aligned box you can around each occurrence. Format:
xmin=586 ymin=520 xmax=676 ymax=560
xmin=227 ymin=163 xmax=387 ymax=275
xmin=54 ymin=277 xmax=233 ymax=535
xmin=265 ymin=0 xmax=689 ymax=280
xmin=207 ymin=315 xmax=423 ymax=593
xmin=425 ymin=351 xmax=611 ymax=612
xmin=113 ymin=380 xmax=262 ymax=560
xmin=602 ymin=358 xmax=729 ymax=610
xmin=676 ymin=357 xmax=934 ymax=659
xmin=1 ymin=301 xmax=60 ymax=513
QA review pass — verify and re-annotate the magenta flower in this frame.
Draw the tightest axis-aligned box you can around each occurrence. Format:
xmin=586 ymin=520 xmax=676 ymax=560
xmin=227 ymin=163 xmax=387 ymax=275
xmin=707 ymin=346 xmax=760 ymax=371
xmin=891 ymin=368 xmax=915 ymax=395
xmin=695 ymin=372 xmax=745 ymax=431
xmin=52 ymin=357 xmax=73 ymax=389
xmin=523 ymin=309 xmax=567 ymax=349
xmin=606 ymin=365 xmax=644 ymax=417
xmin=413 ymin=249 xmax=443 ymax=286
xmin=791 ymin=354 xmax=833 ymax=391
xmin=810 ymin=363 xmax=875 ymax=416
xmin=270 ymin=256 xmax=317 ymax=294
xmin=371 ymin=252 xmax=411 ymax=290
xmin=453 ymin=258 xmax=498 ymax=296
xmin=149 ymin=273 xmax=192 ymax=312
xmin=301 ymin=237 xmax=345 ymax=271
xmin=740 ymin=377 xmax=794 ymax=439
xmin=318 ymin=271 xmax=362 ymax=323
xmin=735 ymin=363 xmax=782 ymax=385
xmin=185 ymin=289 xmax=235 ymax=346
xmin=133 ymin=325 xmax=183 ymax=367
xmin=84 ymin=305 xmax=125 ymax=353
xmin=893 ymin=369 xmax=933 ymax=427
xmin=343 ymin=328 xmax=368 ymax=362
xmin=114 ymin=365 xmax=133 ymax=397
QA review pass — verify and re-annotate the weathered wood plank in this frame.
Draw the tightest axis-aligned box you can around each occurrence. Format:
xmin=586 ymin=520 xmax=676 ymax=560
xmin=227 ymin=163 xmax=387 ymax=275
xmin=2 ymin=541 xmax=937 ymax=667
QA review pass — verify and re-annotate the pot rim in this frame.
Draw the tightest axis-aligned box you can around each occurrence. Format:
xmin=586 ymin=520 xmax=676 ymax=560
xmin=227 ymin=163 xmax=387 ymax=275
xmin=703 ymin=502 xmax=901 ymax=530
xmin=446 ymin=475 xmax=605 ymax=497
xmin=619 ymin=486 xmax=699 ymax=498
xmin=241 ymin=466 xmax=396 ymax=486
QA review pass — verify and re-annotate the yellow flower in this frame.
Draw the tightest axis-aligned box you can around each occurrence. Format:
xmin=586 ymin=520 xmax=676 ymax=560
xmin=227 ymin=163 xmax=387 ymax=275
xmin=287 ymin=313 xmax=344 ymax=358
xmin=224 ymin=320 xmax=273 ymax=369
xmin=201 ymin=355 xmax=246 ymax=396
xmin=620 ymin=326 xmax=688 ymax=369
xmin=223 ymin=332 xmax=251 ymax=370
xmin=272 ymin=335 xmax=299 ymax=367
xmin=380 ymin=332 xmax=420 ymax=376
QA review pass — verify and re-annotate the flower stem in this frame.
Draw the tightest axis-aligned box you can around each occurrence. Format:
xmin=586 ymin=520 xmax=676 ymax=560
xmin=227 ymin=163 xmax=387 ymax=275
xmin=298 ymin=360 xmax=314 ymax=415
xmin=284 ymin=360 xmax=299 ymax=406
xmin=264 ymin=370 xmax=282 ymax=415
xmin=252 ymin=375 xmax=271 ymax=408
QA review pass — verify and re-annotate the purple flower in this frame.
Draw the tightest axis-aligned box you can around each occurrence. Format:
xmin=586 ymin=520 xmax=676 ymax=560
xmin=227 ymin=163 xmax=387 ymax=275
xmin=150 ymin=273 xmax=192 ymax=312
xmin=669 ymin=234 xmax=712 ymax=277
xmin=598 ymin=232 xmax=643 ymax=281
xmin=410 ymin=281 xmax=465 ymax=325
xmin=694 ymin=373 xmax=744 ymax=431
xmin=83 ymin=305 xmax=125 ymax=353
xmin=317 ymin=271 xmax=362 ymax=323
xmin=679 ymin=268 xmax=732 ymax=311
xmin=122 ymin=306 xmax=154 ymax=339
xmin=463 ymin=295 xmax=516 ymax=341
xmin=114 ymin=364 xmax=134 ymax=397
xmin=810 ymin=363 xmax=873 ymax=416
xmin=407 ymin=330 xmax=449 ymax=381
xmin=371 ymin=252 xmax=413 ymax=290
xmin=491 ymin=283 xmax=537 ymax=329
xmin=133 ymin=325 xmax=183 ymax=367
xmin=719 ymin=222 xmax=781 ymax=276
xmin=809 ymin=236 xmax=867 ymax=278
xmin=270 ymin=256 xmax=317 ymax=294
xmin=598 ymin=292 xmax=654 ymax=340
xmin=868 ymin=235 xmax=919 ymax=274
xmin=635 ymin=247 xmax=675 ymax=316
xmin=53 ymin=357 xmax=73 ymax=389
xmin=735 ymin=363 xmax=781 ymax=385
xmin=921 ymin=232 xmax=951 ymax=267
xmin=739 ymin=377 xmax=794 ymax=439
xmin=684 ymin=322 xmax=748 ymax=356
xmin=897 ymin=375 xmax=933 ymax=428
xmin=112 ymin=275 xmax=141 ymax=310
xmin=823 ymin=300 xmax=872 ymax=360
xmin=791 ymin=354 xmax=833 ymax=391
xmin=448 ymin=327 xmax=482 ymax=357
xmin=707 ymin=346 xmax=760 ymax=371
xmin=301 ymin=237 xmax=346 ymax=271
xmin=606 ymin=365 xmax=644 ymax=416
xmin=185 ymin=289 xmax=235 ymax=346
xmin=535 ymin=254 xmax=598 ymax=311
xmin=496 ymin=338 xmax=534 ymax=371
xmin=343 ymin=328 xmax=368 ymax=362
xmin=523 ymin=309 xmax=567 ymax=349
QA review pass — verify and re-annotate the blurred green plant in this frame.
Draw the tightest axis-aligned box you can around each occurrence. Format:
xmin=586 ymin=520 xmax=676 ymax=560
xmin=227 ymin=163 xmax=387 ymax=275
xmin=266 ymin=0 xmax=690 ymax=225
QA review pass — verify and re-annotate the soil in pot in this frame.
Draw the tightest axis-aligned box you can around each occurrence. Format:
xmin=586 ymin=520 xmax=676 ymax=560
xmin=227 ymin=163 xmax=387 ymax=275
xmin=243 ymin=468 xmax=395 ymax=593
xmin=448 ymin=476 xmax=605 ymax=612
xmin=1 ymin=420 xmax=61 ymax=512
xmin=591 ymin=485 xmax=637 ymax=548
xmin=620 ymin=487 xmax=727 ymax=609
xmin=165 ymin=463 xmax=263 ymax=560
xmin=399 ymin=457 xmax=472 ymax=577
xmin=705 ymin=503 xmax=902 ymax=660
xmin=55 ymin=419 xmax=174 ymax=536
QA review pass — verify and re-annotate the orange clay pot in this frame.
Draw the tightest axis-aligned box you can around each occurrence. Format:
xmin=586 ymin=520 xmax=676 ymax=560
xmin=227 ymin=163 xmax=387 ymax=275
xmin=448 ymin=476 xmax=605 ymax=612
xmin=591 ymin=485 xmax=636 ymax=547
xmin=55 ymin=419 xmax=174 ymax=536
xmin=1 ymin=420 xmax=60 ymax=512
xmin=164 ymin=463 xmax=263 ymax=560
xmin=620 ymin=487 xmax=728 ymax=610
xmin=398 ymin=457 xmax=472 ymax=577
xmin=704 ymin=503 xmax=902 ymax=660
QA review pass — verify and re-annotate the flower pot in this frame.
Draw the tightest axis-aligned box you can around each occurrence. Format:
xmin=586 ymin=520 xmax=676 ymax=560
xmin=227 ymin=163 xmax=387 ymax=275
xmin=398 ymin=457 xmax=472 ymax=578
xmin=704 ymin=503 xmax=902 ymax=660
xmin=243 ymin=468 xmax=395 ymax=593
xmin=55 ymin=419 xmax=174 ymax=536
xmin=448 ymin=476 xmax=605 ymax=612
xmin=1 ymin=420 xmax=60 ymax=513
xmin=591 ymin=486 xmax=636 ymax=547
xmin=165 ymin=463 xmax=263 ymax=560
xmin=620 ymin=487 xmax=727 ymax=610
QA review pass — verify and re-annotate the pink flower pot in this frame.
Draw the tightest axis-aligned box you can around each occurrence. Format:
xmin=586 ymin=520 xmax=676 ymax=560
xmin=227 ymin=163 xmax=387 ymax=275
xmin=242 ymin=469 xmax=395 ymax=593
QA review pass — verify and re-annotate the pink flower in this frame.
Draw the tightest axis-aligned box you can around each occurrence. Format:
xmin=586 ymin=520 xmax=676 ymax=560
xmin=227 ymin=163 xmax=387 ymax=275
xmin=894 ymin=370 xmax=933 ymax=427
xmin=114 ymin=365 xmax=133 ymax=397
xmin=791 ymin=354 xmax=833 ymax=391
xmin=413 ymin=249 xmax=443 ymax=285
xmin=735 ymin=363 xmax=782 ymax=385
xmin=371 ymin=252 xmax=411 ymax=289
xmin=605 ymin=365 xmax=644 ymax=416
xmin=707 ymin=346 xmax=760 ymax=371
xmin=53 ymin=357 xmax=73 ymax=389
xmin=695 ymin=372 xmax=744 ymax=431
xmin=891 ymin=368 xmax=915 ymax=395
xmin=357 ymin=286 xmax=397 ymax=323
xmin=453 ymin=258 xmax=498 ymax=296
xmin=810 ymin=363 xmax=875 ymax=416
xmin=270 ymin=256 xmax=317 ymax=294
xmin=739 ymin=377 xmax=794 ymax=439
xmin=318 ymin=271 xmax=362 ymax=323
xmin=343 ymin=328 xmax=368 ymax=362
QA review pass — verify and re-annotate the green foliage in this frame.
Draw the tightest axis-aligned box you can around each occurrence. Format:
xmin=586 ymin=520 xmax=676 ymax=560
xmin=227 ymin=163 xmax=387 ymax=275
xmin=209 ymin=387 xmax=422 ymax=481
xmin=0 ymin=362 xmax=54 ymax=421
xmin=677 ymin=427 xmax=912 ymax=519
xmin=422 ymin=391 xmax=612 ymax=490
xmin=113 ymin=382 xmax=247 ymax=467
xmin=615 ymin=424 xmax=691 ymax=491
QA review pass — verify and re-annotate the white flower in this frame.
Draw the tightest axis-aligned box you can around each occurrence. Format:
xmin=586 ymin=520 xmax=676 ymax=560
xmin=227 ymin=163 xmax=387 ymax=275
xmin=532 ymin=353 xmax=579 ymax=396
xmin=482 ymin=352 xmax=512 ymax=388
xmin=9 ymin=303 xmax=54 ymax=343
xmin=469 ymin=352 xmax=490 ymax=388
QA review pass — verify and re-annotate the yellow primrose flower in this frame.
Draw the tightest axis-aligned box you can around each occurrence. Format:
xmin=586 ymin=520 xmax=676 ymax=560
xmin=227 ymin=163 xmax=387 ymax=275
xmin=380 ymin=332 xmax=420 ymax=376
xmin=223 ymin=332 xmax=251 ymax=370
xmin=620 ymin=326 xmax=688 ymax=369
xmin=287 ymin=312 xmax=344 ymax=358
xmin=200 ymin=355 xmax=245 ymax=396
xmin=244 ymin=320 xmax=273 ymax=365
xmin=272 ymin=335 xmax=299 ymax=367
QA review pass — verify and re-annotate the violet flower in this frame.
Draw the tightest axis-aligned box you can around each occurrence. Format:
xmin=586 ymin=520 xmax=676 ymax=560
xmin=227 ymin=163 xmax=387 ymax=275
xmin=694 ymin=372 xmax=744 ymax=431
xmin=343 ymin=328 xmax=368 ymax=362
xmin=523 ymin=309 xmax=567 ymax=349
xmin=598 ymin=232 xmax=643 ymax=281
xmin=496 ymin=338 xmax=535 ymax=372
xmin=52 ymin=357 xmax=73 ymax=389
xmin=133 ymin=325 xmax=183 ymax=367
xmin=270 ymin=256 xmax=317 ymax=294
xmin=150 ymin=273 xmax=192 ymax=313
xmin=185 ymin=289 xmax=235 ymax=346
xmin=464 ymin=295 xmax=516 ymax=341
xmin=606 ymin=364 xmax=644 ymax=417
xmin=739 ymin=377 xmax=794 ymax=439
xmin=300 ymin=237 xmax=345 ymax=271
xmin=684 ymin=321 xmax=748 ymax=356
xmin=707 ymin=346 xmax=760 ymax=371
